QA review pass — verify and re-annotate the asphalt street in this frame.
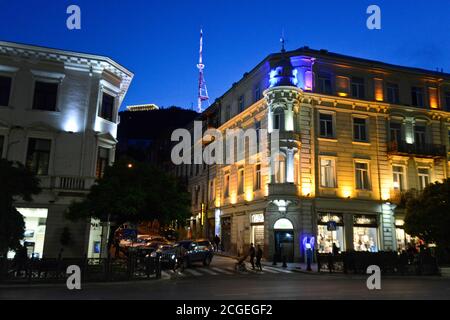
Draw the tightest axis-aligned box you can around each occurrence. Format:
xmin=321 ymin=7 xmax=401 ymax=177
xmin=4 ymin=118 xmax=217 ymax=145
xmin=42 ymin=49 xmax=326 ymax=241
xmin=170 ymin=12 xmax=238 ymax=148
xmin=1 ymin=256 xmax=449 ymax=300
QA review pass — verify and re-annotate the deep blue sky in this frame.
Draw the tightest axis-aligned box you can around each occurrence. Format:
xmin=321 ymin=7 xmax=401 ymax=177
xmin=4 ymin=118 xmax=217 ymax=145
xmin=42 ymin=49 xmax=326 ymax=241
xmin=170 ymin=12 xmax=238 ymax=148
xmin=1 ymin=0 xmax=449 ymax=111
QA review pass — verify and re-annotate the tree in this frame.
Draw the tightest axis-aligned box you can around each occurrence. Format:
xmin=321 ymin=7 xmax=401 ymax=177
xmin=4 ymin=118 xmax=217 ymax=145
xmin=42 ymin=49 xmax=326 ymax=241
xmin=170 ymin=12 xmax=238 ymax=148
xmin=404 ymin=179 xmax=450 ymax=250
xmin=67 ymin=160 xmax=191 ymax=229
xmin=0 ymin=159 xmax=41 ymax=257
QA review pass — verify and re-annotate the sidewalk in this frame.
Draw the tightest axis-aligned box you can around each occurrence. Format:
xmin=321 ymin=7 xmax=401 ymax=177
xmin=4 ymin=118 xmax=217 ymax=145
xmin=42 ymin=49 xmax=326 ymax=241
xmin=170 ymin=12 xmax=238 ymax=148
xmin=214 ymin=251 xmax=318 ymax=273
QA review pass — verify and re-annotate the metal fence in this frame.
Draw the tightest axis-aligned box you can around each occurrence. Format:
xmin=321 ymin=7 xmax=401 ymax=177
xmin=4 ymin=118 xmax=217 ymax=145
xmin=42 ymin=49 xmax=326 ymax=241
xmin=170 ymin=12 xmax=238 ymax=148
xmin=317 ymin=251 xmax=440 ymax=275
xmin=0 ymin=255 xmax=162 ymax=284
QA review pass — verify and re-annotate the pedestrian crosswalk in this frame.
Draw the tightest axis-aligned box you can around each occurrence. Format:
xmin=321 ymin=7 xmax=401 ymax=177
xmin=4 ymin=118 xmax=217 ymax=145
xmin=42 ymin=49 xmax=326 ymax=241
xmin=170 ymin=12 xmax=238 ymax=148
xmin=159 ymin=264 xmax=295 ymax=280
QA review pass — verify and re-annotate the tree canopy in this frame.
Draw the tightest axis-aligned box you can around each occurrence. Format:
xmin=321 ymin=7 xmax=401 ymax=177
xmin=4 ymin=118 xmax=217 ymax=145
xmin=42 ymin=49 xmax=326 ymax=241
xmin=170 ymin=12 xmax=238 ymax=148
xmin=0 ymin=159 xmax=41 ymax=257
xmin=404 ymin=179 xmax=450 ymax=248
xmin=67 ymin=160 xmax=191 ymax=228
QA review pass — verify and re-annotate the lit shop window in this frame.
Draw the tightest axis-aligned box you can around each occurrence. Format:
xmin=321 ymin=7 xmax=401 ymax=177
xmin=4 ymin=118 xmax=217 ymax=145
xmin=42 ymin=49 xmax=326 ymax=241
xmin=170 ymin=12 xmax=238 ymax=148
xmin=353 ymin=215 xmax=379 ymax=252
xmin=317 ymin=213 xmax=344 ymax=253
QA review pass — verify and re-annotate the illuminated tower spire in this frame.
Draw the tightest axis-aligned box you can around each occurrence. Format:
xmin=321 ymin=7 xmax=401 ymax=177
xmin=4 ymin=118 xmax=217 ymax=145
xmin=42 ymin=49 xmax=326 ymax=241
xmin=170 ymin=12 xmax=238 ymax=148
xmin=197 ymin=29 xmax=210 ymax=113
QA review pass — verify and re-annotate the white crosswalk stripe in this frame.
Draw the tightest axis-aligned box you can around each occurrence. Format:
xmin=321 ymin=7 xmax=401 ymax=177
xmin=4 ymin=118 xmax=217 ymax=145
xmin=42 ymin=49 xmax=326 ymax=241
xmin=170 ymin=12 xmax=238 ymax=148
xmin=263 ymin=266 xmax=293 ymax=273
xmin=211 ymin=267 xmax=233 ymax=275
xmin=161 ymin=271 xmax=171 ymax=279
xmin=183 ymin=269 xmax=203 ymax=276
xmin=200 ymin=268 xmax=218 ymax=275
xmin=258 ymin=267 xmax=279 ymax=274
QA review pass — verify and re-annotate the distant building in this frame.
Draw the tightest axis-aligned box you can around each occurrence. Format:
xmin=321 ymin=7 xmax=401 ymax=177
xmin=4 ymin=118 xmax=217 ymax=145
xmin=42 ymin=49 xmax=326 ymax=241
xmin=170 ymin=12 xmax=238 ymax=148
xmin=178 ymin=47 xmax=450 ymax=261
xmin=0 ymin=41 xmax=133 ymax=258
xmin=116 ymin=106 xmax=198 ymax=170
xmin=126 ymin=104 xmax=159 ymax=112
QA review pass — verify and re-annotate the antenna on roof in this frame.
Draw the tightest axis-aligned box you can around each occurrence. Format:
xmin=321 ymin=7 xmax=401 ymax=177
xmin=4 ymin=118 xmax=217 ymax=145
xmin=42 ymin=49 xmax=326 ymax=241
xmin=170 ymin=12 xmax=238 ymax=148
xmin=280 ymin=29 xmax=286 ymax=53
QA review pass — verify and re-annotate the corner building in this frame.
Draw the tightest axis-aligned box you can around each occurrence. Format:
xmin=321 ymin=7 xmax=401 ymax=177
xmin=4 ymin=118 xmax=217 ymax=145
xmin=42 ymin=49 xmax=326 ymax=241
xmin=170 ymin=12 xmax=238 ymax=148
xmin=179 ymin=47 xmax=450 ymax=262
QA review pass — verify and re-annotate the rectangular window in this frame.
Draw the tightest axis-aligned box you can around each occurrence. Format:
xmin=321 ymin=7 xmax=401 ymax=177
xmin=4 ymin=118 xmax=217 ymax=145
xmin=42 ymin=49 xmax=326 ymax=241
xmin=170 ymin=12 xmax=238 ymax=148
xmin=225 ymin=105 xmax=231 ymax=121
xmin=254 ymin=87 xmax=261 ymax=102
xmin=209 ymin=179 xmax=215 ymax=202
xmin=96 ymin=147 xmax=109 ymax=179
xmin=0 ymin=135 xmax=4 ymax=158
xmin=351 ymin=77 xmax=365 ymax=99
xmin=355 ymin=162 xmax=370 ymax=190
xmin=0 ymin=75 xmax=12 ymax=106
xmin=33 ymin=81 xmax=58 ymax=111
xmin=445 ymin=92 xmax=450 ymax=112
xmin=238 ymin=168 xmax=244 ymax=195
xmin=386 ymin=83 xmax=400 ymax=104
xmin=429 ymin=87 xmax=438 ymax=109
xmin=414 ymin=125 xmax=426 ymax=146
xmin=317 ymin=74 xmax=332 ymax=94
xmin=100 ymin=93 xmax=115 ymax=122
xmin=320 ymin=158 xmax=336 ymax=188
xmin=255 ymin=121 xmax=261 ymax=153
xmin=224 ymin=174 xmax=230 ymax=198
xmin=353 ymin=117 xmax=368 ymax=142
xmin=26 ymin=138 xmax=51 ymax=176
xmin=389 ymin=122 xmax=402 ymax=145
xmin=238 ymin=95 xmax=245 ymax=113
xmin=319 ymin=113 xmax=334 ymax=138
xmin=393 ymin=166 xmax=405 ymax=191
xmin=411 ymin=86 xmax=424 ymax=107
xmin=374 ymin=78 xmax=384 ymax=101
xmin=255 ymin=164 xmax=262 ymax=190
xmin=336 ymin=76 xmax=350 ymax=96
xmin=418 ymin=168 xmax=430 ymax=191
xmin=273 ymin=113 xmax=281 ymax=130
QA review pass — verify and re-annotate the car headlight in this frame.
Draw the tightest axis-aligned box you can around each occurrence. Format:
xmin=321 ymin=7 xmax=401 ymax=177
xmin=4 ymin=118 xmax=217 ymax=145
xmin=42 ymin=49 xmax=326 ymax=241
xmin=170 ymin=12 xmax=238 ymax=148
xmin=171 ymin=255 xmax=176 ymax=260
xmin=150 ymin=252 xmax=157 ymax=258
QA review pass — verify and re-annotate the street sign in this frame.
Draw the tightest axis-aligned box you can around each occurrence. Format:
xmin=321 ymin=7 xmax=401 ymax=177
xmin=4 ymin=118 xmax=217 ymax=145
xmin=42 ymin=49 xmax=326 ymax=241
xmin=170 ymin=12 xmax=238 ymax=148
xmin=327 ymin=221 xmax=337 ymax=231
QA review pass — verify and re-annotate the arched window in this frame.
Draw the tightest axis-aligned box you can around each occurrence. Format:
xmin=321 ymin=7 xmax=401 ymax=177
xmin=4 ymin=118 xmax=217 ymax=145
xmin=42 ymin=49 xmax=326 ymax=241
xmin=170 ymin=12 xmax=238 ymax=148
xmin=274 ymin=218 xmax=294 ymax=230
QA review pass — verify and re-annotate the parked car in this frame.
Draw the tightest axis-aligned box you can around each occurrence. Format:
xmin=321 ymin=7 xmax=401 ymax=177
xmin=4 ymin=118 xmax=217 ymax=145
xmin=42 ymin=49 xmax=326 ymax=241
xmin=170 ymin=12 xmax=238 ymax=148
xmin=153 ymin=239 xmax=214 ymax=269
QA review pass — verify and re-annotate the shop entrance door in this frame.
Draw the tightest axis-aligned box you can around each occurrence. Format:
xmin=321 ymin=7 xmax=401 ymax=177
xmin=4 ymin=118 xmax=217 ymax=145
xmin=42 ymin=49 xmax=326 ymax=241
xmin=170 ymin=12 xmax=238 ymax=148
xmin=274 ymin=231 xmax=294 ymax=262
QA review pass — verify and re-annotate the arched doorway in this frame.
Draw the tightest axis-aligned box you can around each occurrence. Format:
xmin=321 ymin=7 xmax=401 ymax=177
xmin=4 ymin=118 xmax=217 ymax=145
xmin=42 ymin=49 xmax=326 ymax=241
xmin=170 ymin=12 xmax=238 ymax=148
xmin=274 ymin=218 xmax=294 ymax=262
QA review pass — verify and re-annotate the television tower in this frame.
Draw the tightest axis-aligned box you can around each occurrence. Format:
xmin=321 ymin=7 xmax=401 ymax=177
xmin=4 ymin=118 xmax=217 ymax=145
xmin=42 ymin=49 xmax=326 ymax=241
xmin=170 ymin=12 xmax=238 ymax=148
xmin=197 ymin=29 xmax=209 ymax=113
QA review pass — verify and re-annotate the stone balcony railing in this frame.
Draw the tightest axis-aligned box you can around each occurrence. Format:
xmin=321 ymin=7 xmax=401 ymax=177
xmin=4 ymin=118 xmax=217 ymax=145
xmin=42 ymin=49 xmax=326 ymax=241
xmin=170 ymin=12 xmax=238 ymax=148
xmin=39 ymin=176 xmax=96 ymax=192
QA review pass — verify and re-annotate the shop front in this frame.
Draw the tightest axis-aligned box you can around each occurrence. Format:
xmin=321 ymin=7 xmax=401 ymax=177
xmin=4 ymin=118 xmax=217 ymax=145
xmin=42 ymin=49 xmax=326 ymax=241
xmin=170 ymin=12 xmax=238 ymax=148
xmin=353 ymin=214 xmax=379 ymax=252
xmin=250 ymin=213 xmax=265 ymax=246
xmin=317 ymin=213 xmax=345 ymax=253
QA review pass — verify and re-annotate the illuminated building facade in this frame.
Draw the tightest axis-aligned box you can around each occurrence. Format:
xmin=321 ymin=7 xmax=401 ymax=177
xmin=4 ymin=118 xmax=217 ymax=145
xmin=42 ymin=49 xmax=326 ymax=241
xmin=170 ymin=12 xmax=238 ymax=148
xmin=179 ymin=47 xmax=450 ymax=261
xmin=0 ymin=41 xmax=133 ymax=258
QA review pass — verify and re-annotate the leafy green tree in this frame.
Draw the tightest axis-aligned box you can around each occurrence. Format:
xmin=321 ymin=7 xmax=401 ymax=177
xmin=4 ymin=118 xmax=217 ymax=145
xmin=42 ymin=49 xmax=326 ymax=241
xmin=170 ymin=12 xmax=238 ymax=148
xmin=67 ymin=160 xmax=191 ymax=228
xmin=0 ymin=159 xmax=41 ymax=257
xmin=404 ymin=179 xmax=450 ymax=249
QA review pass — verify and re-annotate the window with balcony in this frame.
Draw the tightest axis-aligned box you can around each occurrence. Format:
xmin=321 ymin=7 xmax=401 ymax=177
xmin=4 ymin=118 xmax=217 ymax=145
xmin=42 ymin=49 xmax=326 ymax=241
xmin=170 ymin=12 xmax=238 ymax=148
xmin=255 ymin=164 xmax=262 ymax=190
xmin=389 ymin=122 xmax=402 ymax=145
xmin=100 ymin=93 xmax=115 ymax=122
xmin=317 ymin=74 xmax=332 ymax=94
xmin=386 ymin=83 xmax=400 ymax=104
xmin=319 ymin=113 xmax=334 ymax=138
xmin=411 ymin=86 xmax=424 ymax=107
xmin=393 ymin=166 xmax=406 ymax=191
xmin=26 ymin=138 xmax=51 ymax=176
xmin=414 ymin=125 xmax=426 ymax=147
xmin=320 ymin=158 xmax=336 ymax=188
xmin=0 ymin=75 xmax=12 ymax=107
xmin=238 ymin=95 xmax=245 ymax=113
xmin=355 ymin=162 xmax=370 ymax=190
xmin=418 ymin=168 xmax=430 ymax=191
xmin=33 ymin=81 xmax=58 ymax=111
xmin=353 ymin=117 xmax=368 ymax=142
xmin=96 ymin=147 xmax=110 ymax=178
xmin=238 ymin=168 xmax=244 ymax=195
xmin=351 ymin=77 xmax=365 ymax=99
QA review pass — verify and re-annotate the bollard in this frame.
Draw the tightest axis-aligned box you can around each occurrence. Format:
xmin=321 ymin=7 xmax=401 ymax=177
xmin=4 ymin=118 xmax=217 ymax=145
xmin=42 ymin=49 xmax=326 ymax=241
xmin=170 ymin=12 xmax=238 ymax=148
xmin=272 ymin=253 xmax=277 ymax=266
xmin=282 ymin=256 xmax=287 ymax=268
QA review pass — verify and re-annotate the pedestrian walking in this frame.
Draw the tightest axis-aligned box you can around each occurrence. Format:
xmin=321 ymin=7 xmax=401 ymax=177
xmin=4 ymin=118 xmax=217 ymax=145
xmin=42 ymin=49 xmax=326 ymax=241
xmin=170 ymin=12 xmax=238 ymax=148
xmin=249 ymin=243 xmax=256 ymax=270
xmin=214 ymin=235 xmax=221 ymax=252
xmin=256 ymin=244 xmax=263 ymax=271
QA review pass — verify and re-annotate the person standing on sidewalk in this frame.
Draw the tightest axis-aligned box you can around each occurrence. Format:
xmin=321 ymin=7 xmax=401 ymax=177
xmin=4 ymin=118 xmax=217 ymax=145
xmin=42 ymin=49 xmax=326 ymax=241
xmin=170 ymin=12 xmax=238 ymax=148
xmin=255 ymin=244 xmax=263 ymax=271
xmin=214 ymin=235 xmax=221 ymax=252
xmin=249 ymin=243 xmax=256 ymax=270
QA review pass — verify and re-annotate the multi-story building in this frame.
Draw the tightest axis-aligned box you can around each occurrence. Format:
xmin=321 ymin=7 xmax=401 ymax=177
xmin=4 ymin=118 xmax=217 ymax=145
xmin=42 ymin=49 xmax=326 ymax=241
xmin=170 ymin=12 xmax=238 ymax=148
xmin=178 ymin=47 xmax=450 ymax=261
xmin=0 ymin=41 xmax=133 ymax=258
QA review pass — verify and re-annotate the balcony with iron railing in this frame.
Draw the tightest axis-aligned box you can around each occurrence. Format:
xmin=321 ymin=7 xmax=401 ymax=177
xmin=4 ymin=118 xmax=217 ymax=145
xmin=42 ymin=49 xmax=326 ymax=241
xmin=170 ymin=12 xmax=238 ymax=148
xmin=38 ymin=176 xmax=96 ymax=193
xmin=387 ymin=141 xmax=446 ymax=158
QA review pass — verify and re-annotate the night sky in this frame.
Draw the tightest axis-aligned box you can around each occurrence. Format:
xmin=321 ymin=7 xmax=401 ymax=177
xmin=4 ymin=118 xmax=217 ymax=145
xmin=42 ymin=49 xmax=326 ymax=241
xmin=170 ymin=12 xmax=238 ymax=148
xmin=1 ymin=0 xmax=449 ymax=111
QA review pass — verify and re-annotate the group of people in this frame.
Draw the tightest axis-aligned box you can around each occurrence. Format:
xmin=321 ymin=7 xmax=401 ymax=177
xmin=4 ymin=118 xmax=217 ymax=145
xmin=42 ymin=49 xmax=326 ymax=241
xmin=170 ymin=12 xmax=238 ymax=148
xmin=236 ymin=243 xmax=263 ymax=271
